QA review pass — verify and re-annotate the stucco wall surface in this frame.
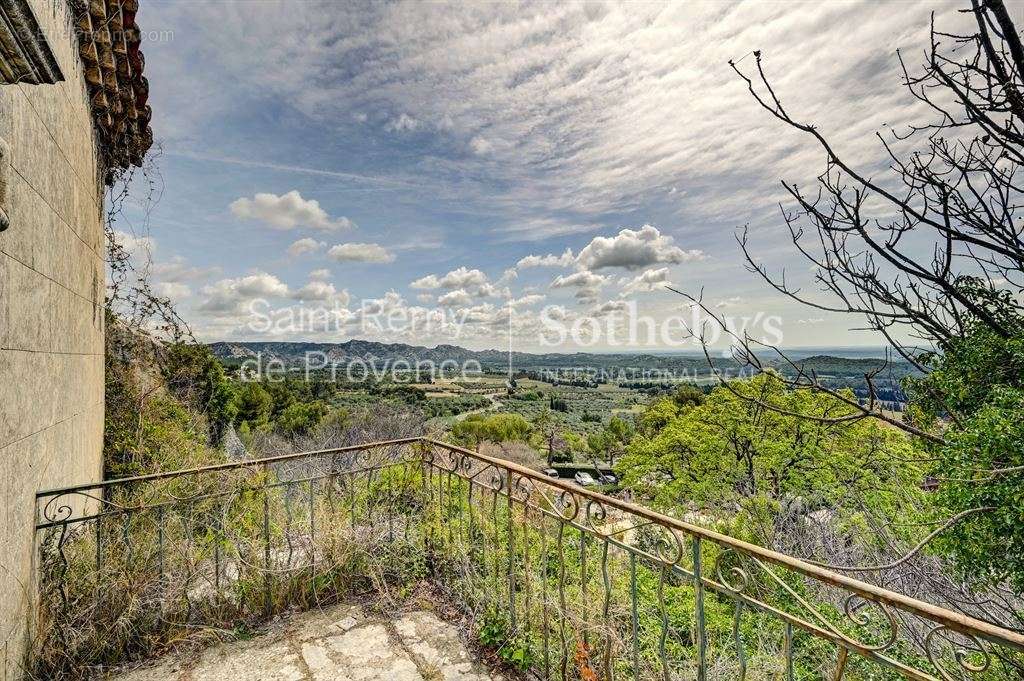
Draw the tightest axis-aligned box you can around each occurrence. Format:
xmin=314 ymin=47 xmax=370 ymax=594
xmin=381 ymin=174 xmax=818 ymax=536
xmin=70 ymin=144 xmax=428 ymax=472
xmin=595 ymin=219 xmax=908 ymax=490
xmin=0 ymin=1 xmax=105 ymax=677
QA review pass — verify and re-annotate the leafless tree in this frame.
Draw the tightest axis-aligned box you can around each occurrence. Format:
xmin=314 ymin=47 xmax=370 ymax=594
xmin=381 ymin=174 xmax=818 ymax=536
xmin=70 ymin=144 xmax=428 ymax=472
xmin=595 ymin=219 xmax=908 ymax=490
xmin=693 ymin=0 xmax=1024 ymax=451
xmin=677 ymin=0 xmax=1024 ymax=614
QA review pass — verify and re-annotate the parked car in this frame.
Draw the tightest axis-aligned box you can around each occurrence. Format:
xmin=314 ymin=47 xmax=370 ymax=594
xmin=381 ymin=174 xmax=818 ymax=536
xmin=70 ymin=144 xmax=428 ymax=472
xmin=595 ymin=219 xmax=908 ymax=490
xmin=542 ymin=468 xmax=560 ymax=478
xmin=574 ymin=471 xmax=597 ymax=487
xmin=597 ymin=472 xmax=618 ymax=485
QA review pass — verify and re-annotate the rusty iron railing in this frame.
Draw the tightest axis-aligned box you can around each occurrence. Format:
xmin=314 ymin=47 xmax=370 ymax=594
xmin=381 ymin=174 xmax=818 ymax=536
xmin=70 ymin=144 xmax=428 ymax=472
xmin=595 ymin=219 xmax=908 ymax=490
xmin=30 ymin=437 xmax=1024 ymax=679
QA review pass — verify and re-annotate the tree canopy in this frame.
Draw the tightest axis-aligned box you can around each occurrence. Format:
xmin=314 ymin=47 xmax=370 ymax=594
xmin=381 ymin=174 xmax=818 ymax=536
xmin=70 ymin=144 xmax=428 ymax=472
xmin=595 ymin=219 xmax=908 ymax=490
xmin=617 ymin=374 xmax=924 ymax=545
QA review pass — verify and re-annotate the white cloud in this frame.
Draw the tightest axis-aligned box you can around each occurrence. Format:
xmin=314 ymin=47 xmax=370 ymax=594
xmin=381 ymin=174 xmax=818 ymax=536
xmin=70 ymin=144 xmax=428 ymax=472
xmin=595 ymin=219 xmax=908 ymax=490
xmin=150 ymin=255 xmax=220 ymax=283
xmin=112 ymin=230 xmax=155 ymax=260
xmin=288 ymin=237 xmax=326 ymax=257
xmin=198 ymin=272 xmax=289 ymax=315
xmin=621 ymin=267 xmax=670 ymax=294
xmin=230 ymin=190 xmax=355 ymax=231
xmin=551 ymin=270 xmax=608 ymax=303
xmin=359 ymin=290 xmax=405 ymax=316
xmin=407 ymin=274 xmax=440 ymax=290
xmin=309 ymin=268 xmax=331 ymax=281
xmin=550 ymin=270 xmax=608 ymax=289
xmin=510 ymin=293 xmax=546 ymax=308
xmin=541 ymin=305 xmax=571 ymax=321
xmin=327 ymin=242 xmax=396 ymax=263
xmin=437 ymin=289 xmax=473 ymax=307
xmin=593 ymin=299 xmax=629 ymax=316
xmin=576 ymin=225 xmax=703 ymax=271
xmin=496 ymin=268 xmax=518 ymax=286
xmin=519 ymin=226 xmax=700 ymax=275
xmin=292 ymin=280 xmax=348 ymax=303
xmin=517 ymin=248 xmax=576 ymax=269
xmin=193 ymin=272 xmax=352 ymax=337
xmin=410 ymin=266 xmax=492 ymax=293
xmin=715 ymin=296 xmax=744 ymax=309
xmin=154 ymin=281 xmax=192 ymax=299
xmin=470 ymin=136 xmax=494 ymax=155
xmin=386 ymin=113 xmax=419 ymax=132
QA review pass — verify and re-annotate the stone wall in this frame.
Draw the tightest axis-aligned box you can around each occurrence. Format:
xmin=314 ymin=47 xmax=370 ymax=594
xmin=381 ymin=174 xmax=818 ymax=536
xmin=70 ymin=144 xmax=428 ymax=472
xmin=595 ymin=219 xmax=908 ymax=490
xmin=0 ymin=0 xmax=106 ymax=677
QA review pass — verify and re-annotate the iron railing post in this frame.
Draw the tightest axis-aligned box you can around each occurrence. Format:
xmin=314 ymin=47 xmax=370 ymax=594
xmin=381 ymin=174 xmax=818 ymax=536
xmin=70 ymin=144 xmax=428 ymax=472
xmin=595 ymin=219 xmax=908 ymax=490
xmin=630 ymin=552 xmax=639 ymax=680
xmin=693 ymin=536 xmax=707 ymax=681
xmin=507 ymin=467 xmax=517 ymax=633
xmin=262 ymin=461 xmax=272 ymax=617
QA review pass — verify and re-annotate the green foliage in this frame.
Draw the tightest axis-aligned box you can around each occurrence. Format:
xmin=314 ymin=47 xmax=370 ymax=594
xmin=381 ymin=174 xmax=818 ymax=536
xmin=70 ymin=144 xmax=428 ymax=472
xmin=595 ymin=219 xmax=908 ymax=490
xmin=618 ymin=373 xmax=924 ymax=544
xmin=235 ymin=382 xmax=273 ymax=430
xmin=452 ymin=412 xmax=532 ymax=448
xmin=319 ymin=407 xmax=351 ymax=432
xmin=276 ymin=400 xmax=330 ymax=436
xmin=560 ymin=430 xmax=589 ymax=461
xmin=103 ymin=315 xmax=226 ymax=479
xmin=905 ymin=294 xmax=1024 ymax=591
xmin=624 ymin=385 xmax=708 ymax=441
xmin=586 ymin=430 xmax=612 ymax=458
xmin=635 ymin=397 xmax=684 ymax=437
xmin=549 ymin=395 xmax=569 ymax=412
xmin=104 ymin=392 xmax=223 ymax=480
xmin=420 ymin=394 xmax=491 ymax=418
xmin=602 ymin=415 xmax=634 ymax=465
xmin=672 ymin=384 xmax=706 ymax=409
xmin=162 ymin=342 xmax=239 ymax=439
xmin=208 ymin=378 xmax=239 ymax=439
xmin=375 ymin=383 xmax=427 ymax=404
xmin=477 ymin=607 xmax=535 ymax=672
xmin=583 ymin=417 xmax=636 ymax=466
xmin=606 ymin=415 xmax=633 ymax=442
xmin=265 ymin=379 xmax=298 ymax=419
xmin=906 ymin=316 xmax=1024 ymax=424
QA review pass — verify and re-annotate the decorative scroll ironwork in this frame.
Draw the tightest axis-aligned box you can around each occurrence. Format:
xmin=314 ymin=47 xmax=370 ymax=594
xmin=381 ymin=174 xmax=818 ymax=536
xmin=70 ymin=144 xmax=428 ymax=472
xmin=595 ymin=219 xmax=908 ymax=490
xmin=714 ymin=546 xmax=752 ymax=594
xmin=417 ymin=439 xmax=1024 ymax=681
xmin=29 ymin=436 xmax=1024 ymax=681
xmin=925 ymin=626 xmax=993 ymax=681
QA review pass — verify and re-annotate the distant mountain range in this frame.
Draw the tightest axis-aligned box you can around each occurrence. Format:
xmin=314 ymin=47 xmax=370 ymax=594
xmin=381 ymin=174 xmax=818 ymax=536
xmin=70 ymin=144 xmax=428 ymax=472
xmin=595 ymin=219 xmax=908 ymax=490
xmin=209 ymin=340 xmax=916 ymax=380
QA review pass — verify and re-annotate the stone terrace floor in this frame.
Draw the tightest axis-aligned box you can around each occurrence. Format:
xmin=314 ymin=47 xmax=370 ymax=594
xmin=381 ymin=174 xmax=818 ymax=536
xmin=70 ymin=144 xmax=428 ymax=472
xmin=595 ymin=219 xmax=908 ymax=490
xmin=111 ymin=602 xmax=505 ymax=681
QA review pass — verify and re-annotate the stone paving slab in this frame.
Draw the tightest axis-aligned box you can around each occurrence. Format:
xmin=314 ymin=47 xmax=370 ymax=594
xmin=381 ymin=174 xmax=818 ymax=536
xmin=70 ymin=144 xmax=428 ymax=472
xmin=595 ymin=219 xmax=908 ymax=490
xmin=110 ymin=604 xmax=503 ymax=681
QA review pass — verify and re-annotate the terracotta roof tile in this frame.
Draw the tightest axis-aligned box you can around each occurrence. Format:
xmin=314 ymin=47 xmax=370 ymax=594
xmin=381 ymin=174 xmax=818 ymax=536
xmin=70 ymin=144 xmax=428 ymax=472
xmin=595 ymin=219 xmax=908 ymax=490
xmin=72 ymin=0 xmax=152 ymax=180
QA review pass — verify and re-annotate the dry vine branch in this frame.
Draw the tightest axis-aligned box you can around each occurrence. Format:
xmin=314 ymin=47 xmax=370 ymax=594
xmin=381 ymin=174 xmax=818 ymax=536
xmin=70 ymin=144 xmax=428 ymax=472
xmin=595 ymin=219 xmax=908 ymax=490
xmin=104 ymin=143 xmax=194 ymax=347
xmin=803 ymin=506 xmax=995 ymax=573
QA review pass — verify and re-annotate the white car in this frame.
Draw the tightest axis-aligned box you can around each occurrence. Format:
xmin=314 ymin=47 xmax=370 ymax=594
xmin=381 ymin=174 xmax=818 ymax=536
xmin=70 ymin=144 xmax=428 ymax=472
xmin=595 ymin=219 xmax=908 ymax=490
xmin=574 ymin=471 xmax=597 ymax=487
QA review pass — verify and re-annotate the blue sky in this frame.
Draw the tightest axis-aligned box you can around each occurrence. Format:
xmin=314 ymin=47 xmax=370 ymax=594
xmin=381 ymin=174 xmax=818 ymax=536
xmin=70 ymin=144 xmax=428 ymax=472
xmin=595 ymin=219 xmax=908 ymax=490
xmin=116 ymin=0 xmax=967 ymax=351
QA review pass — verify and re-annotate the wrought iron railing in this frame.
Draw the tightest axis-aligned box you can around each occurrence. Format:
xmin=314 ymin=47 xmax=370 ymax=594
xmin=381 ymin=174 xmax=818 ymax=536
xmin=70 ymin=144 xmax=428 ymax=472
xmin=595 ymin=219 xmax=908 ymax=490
xmin=30 ymin=437 xmax=1024 ymax=679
